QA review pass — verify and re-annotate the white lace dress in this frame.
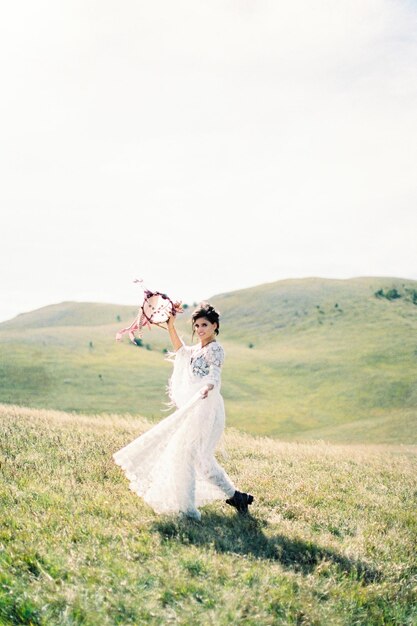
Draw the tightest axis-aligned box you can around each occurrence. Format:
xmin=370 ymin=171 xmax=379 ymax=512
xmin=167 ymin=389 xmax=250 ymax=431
xmin=112 ymin=340 xmax=236 ymax=520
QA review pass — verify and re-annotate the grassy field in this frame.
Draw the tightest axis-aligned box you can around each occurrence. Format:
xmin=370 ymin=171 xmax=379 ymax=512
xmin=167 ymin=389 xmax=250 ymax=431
xmin=0 ymin=403 xmax=416 ymax=625
xmin=0 ymin=277 xmax=416 ymax=443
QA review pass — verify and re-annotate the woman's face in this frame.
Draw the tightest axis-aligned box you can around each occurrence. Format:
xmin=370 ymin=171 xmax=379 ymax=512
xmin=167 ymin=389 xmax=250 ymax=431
xmin=193 ymin=317 xmax=218 ymax=343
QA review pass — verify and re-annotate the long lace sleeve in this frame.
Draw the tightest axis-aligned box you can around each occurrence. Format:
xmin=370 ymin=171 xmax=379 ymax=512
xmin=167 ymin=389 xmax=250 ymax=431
xmin=166 ymin=340 xmax=193 ymax=407
xmin=204 ymin=343 xmax=225 ymax=389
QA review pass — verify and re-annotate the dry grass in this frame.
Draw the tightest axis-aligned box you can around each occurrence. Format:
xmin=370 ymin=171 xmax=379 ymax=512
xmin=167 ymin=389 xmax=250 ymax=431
xmin=1 ymin=403 xmax=416 ymax=625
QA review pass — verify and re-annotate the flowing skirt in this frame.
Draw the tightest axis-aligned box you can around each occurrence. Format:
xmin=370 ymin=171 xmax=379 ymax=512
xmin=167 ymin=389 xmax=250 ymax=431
xmin=113 ymin=350 xmax=236 ymax=519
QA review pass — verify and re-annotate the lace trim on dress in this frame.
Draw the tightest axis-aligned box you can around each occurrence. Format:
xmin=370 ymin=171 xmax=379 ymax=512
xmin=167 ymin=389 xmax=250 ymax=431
xmin=190 ymin=342 xmax=224 ymax=387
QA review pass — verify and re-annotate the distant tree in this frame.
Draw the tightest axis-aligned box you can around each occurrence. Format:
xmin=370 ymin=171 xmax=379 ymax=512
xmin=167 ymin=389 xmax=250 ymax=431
xmin=134 ymin=338 xmax=143 ymax=347
xmin=248 ymin=343 xmax=254 ymax=349
xmin=116 ymin=315 xmax=121 ymax=322
xmin=146 ymin=343 xmax=152 ymax=351
xmin=89 ymin=341 xmax=94 ymax=349
xmin=334 ymin=303 xmax=339 ymax=308
xmin=375 ymin=288 xmax=402 ymax=301
xmin=182 ymin=303 xmax=189 ymax=309
xmin=386 ymin=288 xmax=401 ymax=300
xmin=162 ymin=348 xmax=168 ymax=354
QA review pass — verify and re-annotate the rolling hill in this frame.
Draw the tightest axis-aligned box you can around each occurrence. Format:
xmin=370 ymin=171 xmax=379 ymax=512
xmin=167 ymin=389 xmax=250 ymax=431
xmin=1 ymin=277 xmax=416 ymax=443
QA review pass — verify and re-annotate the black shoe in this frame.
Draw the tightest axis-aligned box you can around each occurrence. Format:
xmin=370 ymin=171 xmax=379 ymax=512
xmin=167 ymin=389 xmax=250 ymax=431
xmin=225 ymin=490 xmax=254 ymax=514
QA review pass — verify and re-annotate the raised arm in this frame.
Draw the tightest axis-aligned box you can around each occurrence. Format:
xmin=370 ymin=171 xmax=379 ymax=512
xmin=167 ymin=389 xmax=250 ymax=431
xmin=166 ymin=312 xmax=183 ymax=352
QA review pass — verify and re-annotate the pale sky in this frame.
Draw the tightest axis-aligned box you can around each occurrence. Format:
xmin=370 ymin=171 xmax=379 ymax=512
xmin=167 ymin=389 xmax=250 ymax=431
xmin=1 ymin=0 xmax=416 ymax=322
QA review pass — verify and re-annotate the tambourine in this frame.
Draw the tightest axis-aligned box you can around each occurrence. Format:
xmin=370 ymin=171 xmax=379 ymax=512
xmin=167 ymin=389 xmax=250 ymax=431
xmin=116 ymin=279 xmax=182 ymax=344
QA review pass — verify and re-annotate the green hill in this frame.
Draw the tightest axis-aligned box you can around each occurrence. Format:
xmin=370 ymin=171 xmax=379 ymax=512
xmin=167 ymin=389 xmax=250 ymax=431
xmin=1 ymin=277 xmax=416 ymax=443
xmin=0 ymin=301 xmax=139 ymax=330
xmin=1 ymin=404 xmax=416 ymax=625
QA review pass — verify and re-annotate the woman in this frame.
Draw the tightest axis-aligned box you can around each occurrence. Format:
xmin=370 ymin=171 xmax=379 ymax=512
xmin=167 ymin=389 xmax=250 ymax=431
xmin=113 ymin=302 xmax=254 ymax=520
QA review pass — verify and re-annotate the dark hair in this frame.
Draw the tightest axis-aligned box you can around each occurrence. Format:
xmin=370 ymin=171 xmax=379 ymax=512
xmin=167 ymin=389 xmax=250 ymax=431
xmin=191 ymin=302 xmax=220 ymax=339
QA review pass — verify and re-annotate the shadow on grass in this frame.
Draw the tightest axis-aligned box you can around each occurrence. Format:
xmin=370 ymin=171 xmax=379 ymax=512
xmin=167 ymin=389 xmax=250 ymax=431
xmin=152 ymin=512 xmax=381 ymax=584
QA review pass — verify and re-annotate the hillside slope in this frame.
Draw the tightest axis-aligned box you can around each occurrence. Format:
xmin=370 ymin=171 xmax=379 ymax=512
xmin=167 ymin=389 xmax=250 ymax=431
xmin=0 ymin=277 xmax=416 ymax=443
xmin=0 ymin=404 xmax=416 ymax=625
